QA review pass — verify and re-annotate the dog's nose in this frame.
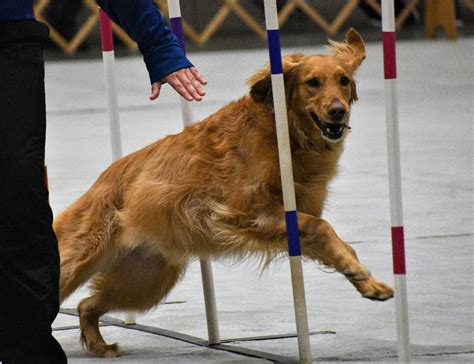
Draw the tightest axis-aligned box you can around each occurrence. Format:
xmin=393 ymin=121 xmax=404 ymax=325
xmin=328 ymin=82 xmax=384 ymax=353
xmin=328 ymin=101 xmax=346 ymax=122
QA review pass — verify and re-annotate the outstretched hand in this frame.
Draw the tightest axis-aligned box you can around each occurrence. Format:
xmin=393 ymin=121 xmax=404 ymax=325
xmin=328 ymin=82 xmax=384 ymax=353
xmin=149 ymin=67 xmax=207 ymax=102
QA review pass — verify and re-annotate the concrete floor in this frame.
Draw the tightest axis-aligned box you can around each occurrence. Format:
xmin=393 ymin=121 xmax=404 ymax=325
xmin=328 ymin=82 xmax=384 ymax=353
xmin=45 ymin=36 xmax=473 ymax=362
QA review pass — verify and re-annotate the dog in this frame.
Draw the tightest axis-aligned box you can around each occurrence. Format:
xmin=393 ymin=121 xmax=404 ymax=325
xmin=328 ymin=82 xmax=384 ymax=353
xmin=55 ymin=29 xmax=394 ymax=358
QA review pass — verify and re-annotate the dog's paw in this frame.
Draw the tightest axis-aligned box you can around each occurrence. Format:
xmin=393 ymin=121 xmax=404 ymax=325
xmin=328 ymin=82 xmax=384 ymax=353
xmin=89 ymin=342 xmax=121 ymax=358
xmin=352 ymin=277 xmax=394 ymax=301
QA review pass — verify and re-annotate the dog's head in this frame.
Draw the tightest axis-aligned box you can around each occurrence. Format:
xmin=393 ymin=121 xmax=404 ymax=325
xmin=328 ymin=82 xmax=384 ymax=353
xmin=249 ymin=29 xmax=366 ymax=145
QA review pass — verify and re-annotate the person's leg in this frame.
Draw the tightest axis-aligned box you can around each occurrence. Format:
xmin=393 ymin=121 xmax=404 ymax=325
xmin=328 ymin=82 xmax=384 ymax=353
xmin=0 ymin=20 xmax=67 ymax=364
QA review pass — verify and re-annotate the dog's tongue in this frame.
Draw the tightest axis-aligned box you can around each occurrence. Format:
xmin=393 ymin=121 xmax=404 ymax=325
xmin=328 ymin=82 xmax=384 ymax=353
xmin=344 ymin=123 xmax=352 ymax=130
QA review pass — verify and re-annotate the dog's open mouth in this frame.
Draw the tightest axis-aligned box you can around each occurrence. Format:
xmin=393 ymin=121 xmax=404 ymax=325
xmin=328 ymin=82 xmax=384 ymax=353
xmin=310 ymin=112 xmax=350 ymax=142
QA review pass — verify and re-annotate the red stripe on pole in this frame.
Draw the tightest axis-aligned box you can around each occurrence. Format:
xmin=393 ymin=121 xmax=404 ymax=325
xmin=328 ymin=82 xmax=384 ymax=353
xmin=391 ymin=226 xmax=406 ymax=274
xmin=99 ymin=9 xmax=114 ymax=52
xmin=383 ymin=32 xmax=397 ymax=79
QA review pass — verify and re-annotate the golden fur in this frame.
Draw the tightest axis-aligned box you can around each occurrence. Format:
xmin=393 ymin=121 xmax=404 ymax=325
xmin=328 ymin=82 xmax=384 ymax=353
xmin=55 ymin=29 xmax=393 ymax=358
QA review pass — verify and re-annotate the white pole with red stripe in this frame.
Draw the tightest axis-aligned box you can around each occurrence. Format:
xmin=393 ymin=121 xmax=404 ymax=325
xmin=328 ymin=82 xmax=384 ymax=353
xmin=99 ymin=9 xmax=134 ymax=325
xmin=167 ymin=0 xmax=221 ymax=346
xmin=99 ymin=9 xmax=123 ymax=162
xmin=381 ymin=1 xmax=411 ymax=362
xmin=264 ymin=1 xmax=312 ymax=362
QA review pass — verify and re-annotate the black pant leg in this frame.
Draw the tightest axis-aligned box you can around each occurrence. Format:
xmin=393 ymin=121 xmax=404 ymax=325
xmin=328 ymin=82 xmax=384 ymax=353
xmin=0 ymin=20 xmax=67 ymax=364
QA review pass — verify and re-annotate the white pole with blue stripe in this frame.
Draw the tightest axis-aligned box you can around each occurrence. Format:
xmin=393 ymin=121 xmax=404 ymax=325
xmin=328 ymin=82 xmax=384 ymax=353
xmin=167 ymin=0 xmax=221 ymax=346
xmin=263 ymin=1 xmax=312 ymax=362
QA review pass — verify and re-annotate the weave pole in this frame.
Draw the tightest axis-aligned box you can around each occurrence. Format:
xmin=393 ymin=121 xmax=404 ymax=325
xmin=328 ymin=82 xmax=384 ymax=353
xmin=167 ymin=0 xmax=221 ymax=346
xmin=381 ymin=0 xmax=411 ymax=362
xmin=99 ymin=9 xmax=123 ymax=162
xmin=99 ymin=9 xmax=134 ymax=325
xmin=263 ymin=1 xmax=312 ymax=362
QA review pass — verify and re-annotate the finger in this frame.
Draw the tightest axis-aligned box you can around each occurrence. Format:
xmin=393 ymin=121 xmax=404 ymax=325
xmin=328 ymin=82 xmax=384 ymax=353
xmin=166 ymin=74 xmax=193 ymax=101
xmin=176 ymin=70 xmax=203 ymax=101
xmin=189 ymin=67 xmax=207 ymax=85
xmin=184 ymin=68 xmax=205 ymax=97
xmin=149 ymin=82 xmax=161 ymax=101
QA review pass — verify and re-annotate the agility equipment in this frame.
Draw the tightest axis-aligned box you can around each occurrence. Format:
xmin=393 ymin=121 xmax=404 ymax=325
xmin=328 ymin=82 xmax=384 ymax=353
xmin=167 ymin=0 xmax=221 ymax=346
xmin=99 ymin=4 xmax=221 ymax=334
xmin=263 ymin=1 xmax=312 ymax=362
xmin=94 ymin=3 xmax=411 ymax=362
xmin=99 ymin=9 xmax=136 ymax=325
xmin=99 ymin=9 xmax=122 ymax=162
xmin=165 ymin=0 xmax=312 ymax=360
xmin=382 ymin=0 xmax=411 ymax=361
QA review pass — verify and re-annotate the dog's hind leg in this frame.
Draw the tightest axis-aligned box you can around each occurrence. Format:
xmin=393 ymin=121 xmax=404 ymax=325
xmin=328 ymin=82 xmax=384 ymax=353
xmin=78 ymin=250 xmax=186 ymax=357
xmin=58 ymin=216 xmax=119 ymax=303
xmin=59 ymin=242 xmax=111 ymax=303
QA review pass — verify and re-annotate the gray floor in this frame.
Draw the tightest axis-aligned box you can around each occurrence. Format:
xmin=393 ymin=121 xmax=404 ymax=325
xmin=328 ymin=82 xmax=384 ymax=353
xmin=45 ymin=36 xmax=473 ymax=362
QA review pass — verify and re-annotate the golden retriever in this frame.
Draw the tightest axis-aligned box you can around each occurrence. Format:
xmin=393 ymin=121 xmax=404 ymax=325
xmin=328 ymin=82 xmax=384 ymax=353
xmin=55 ymin=29 xmax=394 ymax=358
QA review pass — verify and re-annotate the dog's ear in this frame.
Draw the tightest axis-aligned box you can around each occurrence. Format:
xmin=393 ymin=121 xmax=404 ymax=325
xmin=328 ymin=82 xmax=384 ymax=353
xmin=350 ymin=79 xmax=358 ymax=104
xmin=248 ymin=68 xmax=272 ymax=103
xmin=329 ymin=28 xmax=366 ymax=71
xmin=249 ymin=54 xmax=303 ymax=104
xmin=283 ymin=53 xmax=305 ymax=64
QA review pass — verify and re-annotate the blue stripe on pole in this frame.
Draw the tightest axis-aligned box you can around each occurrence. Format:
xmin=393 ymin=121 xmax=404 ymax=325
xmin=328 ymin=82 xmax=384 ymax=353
xmin=170 ymin=17 xmax=186 ymax=53
xmin=267 ymin=29 xmax=283 ymax=75
xmin=285 ymin=210 xmax=301 ymax=256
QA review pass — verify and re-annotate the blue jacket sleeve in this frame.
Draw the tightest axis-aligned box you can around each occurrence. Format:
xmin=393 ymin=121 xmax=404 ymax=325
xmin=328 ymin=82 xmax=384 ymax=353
xmin=96 ymin=0 xmax=193 ymax=84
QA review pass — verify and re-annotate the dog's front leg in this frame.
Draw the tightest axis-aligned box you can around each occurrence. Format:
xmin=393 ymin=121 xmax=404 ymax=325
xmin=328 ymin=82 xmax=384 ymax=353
xmin=296 ymin=212 xmax=394 ymax=301
xmin=221 ymin=209 xmax=393 ymax=300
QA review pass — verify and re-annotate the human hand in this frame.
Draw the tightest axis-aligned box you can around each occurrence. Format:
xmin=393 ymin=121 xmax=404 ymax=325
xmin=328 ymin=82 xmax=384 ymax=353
xmin=149 ymin=67 xmax=207 ymax=101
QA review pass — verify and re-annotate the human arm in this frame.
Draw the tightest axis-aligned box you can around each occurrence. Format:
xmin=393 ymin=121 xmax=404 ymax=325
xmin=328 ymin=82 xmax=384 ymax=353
xmin=96 ymin=0 xmax=206 ymax=101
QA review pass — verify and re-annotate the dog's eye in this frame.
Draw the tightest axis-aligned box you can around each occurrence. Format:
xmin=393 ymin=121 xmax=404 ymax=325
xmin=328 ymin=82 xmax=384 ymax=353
xmin=340 ymin=76 xmax=350 ymax=86
xmin=306 ymin=78 xmax=321 ymax=88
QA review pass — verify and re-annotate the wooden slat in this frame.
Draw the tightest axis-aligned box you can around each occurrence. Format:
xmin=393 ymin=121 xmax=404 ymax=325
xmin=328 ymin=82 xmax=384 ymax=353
xmin=424 ymin=0 xmax=457 ymax=39
xmin=111 ymin=23 xmax=139 ymax=50
xmin=362 ymin=0 xmax=422 ymax=30
xmin=462 ymin=0 xmax=474 ymax=11
xmin=328 ymin=0 xmax=360 ymax=35
xmin=279 ymin=0 xmax=361 ymax=35
xmin=65 ymin=13 xmax=98 ymax=54
xmin=158 ymin=0 xmax=261 ymax=46
xmin=278 ymin=1 xmax=298 ymax=27
xmin=395 ymin=0 xmax=420 ymax=29
xmin=226 ymin=0 xmax=266 ymax=39
xmin=364 ymin=0 xmax=381 ymax=14
xmin=155 ymin=0 xmax=203 ymax=46
xmin=35 ymin=0 xmax=137 ymax=55
xmin=34 ymin=0 xmax=50 ymax=15
xmin=36 ymin=0 xmax=450 ymax=52
xmin=198 ymin=5 xmax=232 ymax=45
xmin=293 ymin=0 xmax=331 ymax=34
